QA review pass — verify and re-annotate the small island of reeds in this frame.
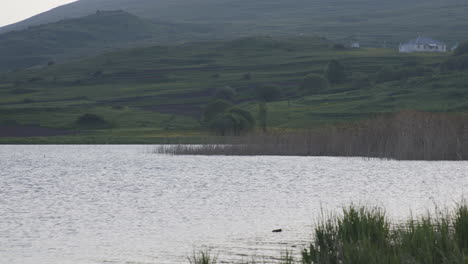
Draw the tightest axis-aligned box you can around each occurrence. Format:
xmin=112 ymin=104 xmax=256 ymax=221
xmin=157 ymin=111 xmax=468 ymax=161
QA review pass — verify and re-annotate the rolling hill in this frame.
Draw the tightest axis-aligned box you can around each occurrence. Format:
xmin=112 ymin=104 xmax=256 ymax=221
xmin=0 ymin=10 xmax=210 ymax=71
xmin=1 ymin=0 xmax=467 ymax=47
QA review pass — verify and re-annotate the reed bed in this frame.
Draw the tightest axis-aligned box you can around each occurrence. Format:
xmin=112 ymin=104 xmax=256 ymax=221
xmin=191 ymin=203 xmax=468 ymax=264
xmin=157 ymin=111 xmax=468 ymax=160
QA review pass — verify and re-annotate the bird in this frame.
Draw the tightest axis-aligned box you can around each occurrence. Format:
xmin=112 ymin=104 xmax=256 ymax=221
xmin=272 ymin=229 xmax=282 ymax=233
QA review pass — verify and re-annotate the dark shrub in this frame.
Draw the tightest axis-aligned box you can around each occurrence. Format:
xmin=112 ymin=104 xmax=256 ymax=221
xmin=209 ymin=107 xmax=255 ymax=135
xmin=214 ymin=86 xmax=236 ymax=101
xmin=326 ymin=59 xmax=347 ymax=84
xmin=332 ymin=43 xmax=347 ymax=50
xmin=454 ymin=42 xmax=468 ymax=56
xmin=255 ymin=85 xmax=281 ymax=102
xmin=92 ymin=70 xmax=103 ymax=78
xmin=300 ymin=74 xmax=329 ymax=94
xmin=203 ymin=100 xmax=233 ymax=123
xmin=75 ymin=113 xmax=109 ymax=128
xmin=442 ymin=55 xmax=468 ymax=71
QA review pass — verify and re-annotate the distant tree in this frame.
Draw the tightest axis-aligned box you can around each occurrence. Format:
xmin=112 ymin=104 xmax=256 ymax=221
xmin=258 ymin=101 xmax=268 ymax=132
xmin=255 ymin=85 xmax=281 ymax=102
xmin=326 ymin=60 xmax=347 ymax=84
xmin=299 ymin=73 xmax=329 ymax=94
xmin=203 ymin=99 xmax=233 ymax=123
xmin=454 ymin=42 xmax=468 ymax=56
xmin=208 ymin=107 xmax=255 ymax=135
xmin=75 ymin=113 xmax=110 ymax=128
xmin=441 ymin=55 xmax=468 ymax=72
xmin=214 ymin=86 xmax=236 ymax=101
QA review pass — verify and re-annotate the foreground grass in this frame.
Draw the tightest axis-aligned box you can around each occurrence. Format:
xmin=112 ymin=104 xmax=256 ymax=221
xmin=191 ymin=203 xmax=468 ymax=264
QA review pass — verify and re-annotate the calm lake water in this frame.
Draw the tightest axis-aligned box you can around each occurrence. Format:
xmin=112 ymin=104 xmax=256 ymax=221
xmin=1 ymin=145 xmax=467 ymax=264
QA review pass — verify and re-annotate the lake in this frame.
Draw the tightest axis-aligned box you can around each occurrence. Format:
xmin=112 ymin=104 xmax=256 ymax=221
xmin=1 ymin=145 xmax=467 ymax=264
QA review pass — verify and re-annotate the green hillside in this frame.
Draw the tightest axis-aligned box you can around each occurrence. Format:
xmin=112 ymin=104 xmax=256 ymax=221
xmin=1 ymin=0 xmax=467 ymax=47
xmin=0 ymin=36 xmax=467 ymax=143
xmin=0 ymin=10 xmax=209 ymax=71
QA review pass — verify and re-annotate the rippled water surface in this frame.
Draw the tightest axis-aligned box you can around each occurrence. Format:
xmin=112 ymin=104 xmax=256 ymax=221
xmin=1 ymin=145 xmax=468 ymax=264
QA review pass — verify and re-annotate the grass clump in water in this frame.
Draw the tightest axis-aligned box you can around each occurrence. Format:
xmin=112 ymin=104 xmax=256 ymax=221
xmin=190 ymin=203 xmax=468 ymax=263
xmin=188 ymin=250 xmax=218 ymax=264
xmin=302 ymin=204 xmax=468 ymax=264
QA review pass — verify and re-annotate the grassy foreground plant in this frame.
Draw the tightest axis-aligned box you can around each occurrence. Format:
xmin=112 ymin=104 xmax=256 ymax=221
xmin=188 ymin=250 xmax=217 ymax=264
xmin=189 ymin=203 xmax=468 ymax=263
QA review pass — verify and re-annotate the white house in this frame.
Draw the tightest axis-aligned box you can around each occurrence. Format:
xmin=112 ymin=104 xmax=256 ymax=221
xmin=399 ymin=37 xmax=447 ymax=53
xmin=351 ymin=42 xmax=360 ymax=49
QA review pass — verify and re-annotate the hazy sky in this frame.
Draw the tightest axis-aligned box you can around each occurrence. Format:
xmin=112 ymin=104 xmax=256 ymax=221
xmin=0 ymin=0 xmax=77 ymax=27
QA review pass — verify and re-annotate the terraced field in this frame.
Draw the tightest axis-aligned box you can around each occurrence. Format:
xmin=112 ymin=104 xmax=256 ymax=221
xmin=0 ymin=36 xmax=467 ymax=143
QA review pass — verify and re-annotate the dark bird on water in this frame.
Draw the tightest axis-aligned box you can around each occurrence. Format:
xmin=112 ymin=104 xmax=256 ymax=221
xmin=272 ymin=229 xmax=282 ymax=233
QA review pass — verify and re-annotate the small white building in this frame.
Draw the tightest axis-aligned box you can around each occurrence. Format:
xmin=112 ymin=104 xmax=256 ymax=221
xmin=351 ymin=42 xmax=360 ymax=49
xmin=399 ymin=37 xmax=447 ymax=53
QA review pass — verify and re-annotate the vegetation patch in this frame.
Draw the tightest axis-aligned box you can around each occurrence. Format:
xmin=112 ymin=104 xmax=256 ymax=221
xmin=75 ymin=113 xmax=111 ymax=129
xmin=188 ymin=203 xmax=468 ymax=264
xmin=158 ymin=111 xmax=468 ymax=160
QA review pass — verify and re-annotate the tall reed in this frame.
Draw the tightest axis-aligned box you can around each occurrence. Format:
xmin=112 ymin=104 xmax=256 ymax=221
xmin=158 ymin=111 xmax=468 ymax=160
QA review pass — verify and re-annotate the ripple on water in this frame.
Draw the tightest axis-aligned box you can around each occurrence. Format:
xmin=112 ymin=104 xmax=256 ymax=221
xmin=0 ymin=145 xmax=467 ymax=264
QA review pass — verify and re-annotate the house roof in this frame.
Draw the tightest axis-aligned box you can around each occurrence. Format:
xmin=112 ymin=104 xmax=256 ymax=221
xmin=405 ymin=37 xmax=445 ymax=45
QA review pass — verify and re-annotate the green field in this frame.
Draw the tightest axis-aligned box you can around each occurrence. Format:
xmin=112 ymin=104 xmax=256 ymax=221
xmin=1 ymin=36 xmax=467 ymax=143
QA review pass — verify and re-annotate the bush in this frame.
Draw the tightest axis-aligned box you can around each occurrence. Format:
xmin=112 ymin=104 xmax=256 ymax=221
xmin=441 ymin=55 xmax=468 ymax=71
xmin=202 ymin=100 xmax=233 ymax=123
xmin=255 ymin=85 xmax=281 ymax=101
xmin=208 ymin=107 xmax=255 ymax=135
xmin=332 ymin=43 xmax=347 ymax=50
xmin=299 ymin=74 xmax=329 ymax=94
xmin=75 ymin=113 xmax=109 ymax=128
xmin=454 ymin=42 xmax=468 ymax=56
xmin=213 ymin=86 xmax=236 ymax=101
xmin=326 ymin=59 xmax=347 ymax=84
xmin=302 ymin=204 xmax=468 ymax=264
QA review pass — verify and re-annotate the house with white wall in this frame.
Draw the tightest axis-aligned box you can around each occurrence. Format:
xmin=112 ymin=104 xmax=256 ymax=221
xmin=399 ymin=37 xmax=447 ymax=53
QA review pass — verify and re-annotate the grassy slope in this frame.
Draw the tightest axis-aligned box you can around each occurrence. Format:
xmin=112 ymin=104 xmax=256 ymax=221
xmin=0 ymin=36 xmax=467 ymax=143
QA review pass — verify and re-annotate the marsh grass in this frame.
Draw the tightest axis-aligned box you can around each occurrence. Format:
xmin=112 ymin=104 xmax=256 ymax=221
xmin=158 ymin=111 xmax=468 ymax=160
xmin=191 ymin=203 xmax=468 ymax=263
xmin=188 ymin=250 xmax=218 ymax=264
